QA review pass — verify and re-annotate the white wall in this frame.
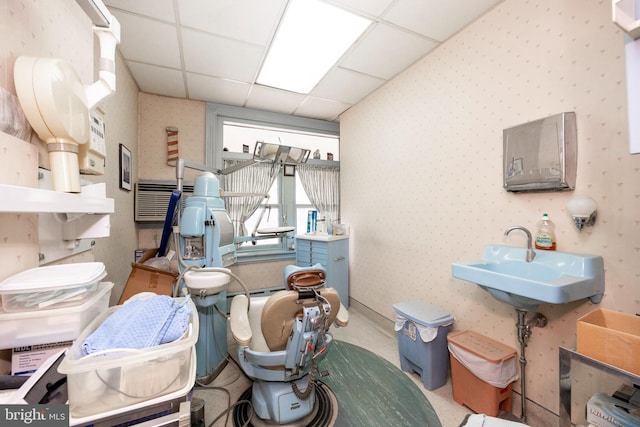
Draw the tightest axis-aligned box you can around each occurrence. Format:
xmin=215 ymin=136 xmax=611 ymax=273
xmin=341 ymin=0 xmax=640 ymax=417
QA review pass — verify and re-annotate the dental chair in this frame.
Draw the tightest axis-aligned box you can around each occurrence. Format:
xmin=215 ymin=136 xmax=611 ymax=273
xmin=229 ymin=264 xmax=349 ymax=424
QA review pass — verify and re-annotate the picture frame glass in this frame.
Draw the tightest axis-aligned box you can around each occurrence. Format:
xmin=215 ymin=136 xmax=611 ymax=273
xmin=119 ymin=144 xmax=132 ymax=191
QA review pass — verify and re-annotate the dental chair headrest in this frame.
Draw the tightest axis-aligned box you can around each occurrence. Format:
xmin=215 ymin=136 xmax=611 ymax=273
xmin=284 ymin=263 xmax=326 ymax=290
xmin=261 ymin=288 xmax=340 ymax=351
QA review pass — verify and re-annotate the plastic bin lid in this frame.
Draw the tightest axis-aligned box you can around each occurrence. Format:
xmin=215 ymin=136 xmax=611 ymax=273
xmin=392 ymin=301 xmax=453 ymax=327
xmin=0 ymin=262 xmax=106 ymax=292
xmin=0 ymin=282 xmax=114 ymax=320
xmin=447 ymin=330 xmax=516 ymax=362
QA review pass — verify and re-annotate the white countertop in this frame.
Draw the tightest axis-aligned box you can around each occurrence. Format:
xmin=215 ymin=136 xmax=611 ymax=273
xmin=295 ymin=234 xmax=349 ymax=241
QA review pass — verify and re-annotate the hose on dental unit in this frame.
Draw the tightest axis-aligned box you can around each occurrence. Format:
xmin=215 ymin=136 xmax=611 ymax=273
xmin=171 ymin=226 xmax=251 ymax=310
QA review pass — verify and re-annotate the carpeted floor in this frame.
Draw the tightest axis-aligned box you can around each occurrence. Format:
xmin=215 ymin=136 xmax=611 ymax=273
xmin=194 ymin=339 xmax=444 ymax=426
xmin=319 ymin=340 xmax=441 ymax=426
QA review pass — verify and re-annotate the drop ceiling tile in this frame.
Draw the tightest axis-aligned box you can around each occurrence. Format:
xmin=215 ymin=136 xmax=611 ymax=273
xmin=383 ymin=0 xmax=502 ymax=42
xmin=245 ymin=85 xmax=307 ymax=115
xmin=340 ymin=23 xmax=438 ymax=80
xmin=181 ymin=29 xmax=264 ymax=82
xmin=110 ymin=11 xmax=181 ymax=68
xmin=328 ymin=0 xmax=395 ymax=17
xmin=105 ymin=0 xmax=175 ymax=23
xmin=312 ymin=67 xmax=385 ymax=104
xmin=186 ymin=73 xmax=251 ymax=106
xmin=179 ymin=0 xmax=286 ymax=46
xmin=104 ymin=0 xmax=498 ymax=122
xmin=127 ymin=62 xmax=186 ymax=98
xmin=295 ymin=97 xmax=351 ymax=121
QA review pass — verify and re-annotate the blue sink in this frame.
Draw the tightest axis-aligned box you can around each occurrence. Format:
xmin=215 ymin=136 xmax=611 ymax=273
xmin=451 ymin=245 xmax=604 ymax=311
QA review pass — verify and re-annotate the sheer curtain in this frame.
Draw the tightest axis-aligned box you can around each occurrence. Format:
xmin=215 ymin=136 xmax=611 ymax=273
xmin=297 ymin=164 xmax=340 ymax=225
xmin=222 ymin=160 xmax=277 ymax=238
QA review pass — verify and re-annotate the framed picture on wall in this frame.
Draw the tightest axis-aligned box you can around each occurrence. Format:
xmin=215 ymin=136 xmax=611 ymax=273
xmin=119 ymin=144 xmax=132 ymax=191
xmin=284 ymin=164 xmax=296 ymax=176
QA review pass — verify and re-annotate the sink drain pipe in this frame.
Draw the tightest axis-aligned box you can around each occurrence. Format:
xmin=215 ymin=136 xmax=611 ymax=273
xmin=515 ymin=310 xmax=547 ymax=422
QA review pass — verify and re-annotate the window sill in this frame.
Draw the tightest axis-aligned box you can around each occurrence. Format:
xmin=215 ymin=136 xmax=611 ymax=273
xmin=235 ymin=250 xmax=296 ymax=265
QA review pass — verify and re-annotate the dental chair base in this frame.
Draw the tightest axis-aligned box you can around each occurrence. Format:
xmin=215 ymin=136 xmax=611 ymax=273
xmin=234 ymin=298 xmax=334 ymax=424
xmin=252 ymin=377 xmax=317 ymax=424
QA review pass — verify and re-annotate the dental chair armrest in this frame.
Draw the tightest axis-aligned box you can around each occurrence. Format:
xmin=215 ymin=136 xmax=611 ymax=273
xmin=230 ymin=295 xmax=252 ymax=346
xmin=335 ymin=302 xmax=349 ymax=327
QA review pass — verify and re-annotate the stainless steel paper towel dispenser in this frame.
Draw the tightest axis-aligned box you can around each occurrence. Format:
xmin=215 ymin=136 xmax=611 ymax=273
xmin=503 ymin=112 xmax=576 ymax=192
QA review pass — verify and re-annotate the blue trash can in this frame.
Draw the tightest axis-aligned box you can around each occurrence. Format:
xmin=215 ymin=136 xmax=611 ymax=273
xmin=392 ymin=301 xmax=454 ymax=390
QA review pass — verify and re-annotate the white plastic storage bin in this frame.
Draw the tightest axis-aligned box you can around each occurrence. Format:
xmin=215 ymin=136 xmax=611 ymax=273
xmin=68 ymin=354 xmax=196 ymax=426
xmin=0 ymin=262 xmax=106 ymax=312
xmin=58 ymin=297 xmax=198 ymax=418
xmin=0 ymin=282 xmax=113 ymax=348
xmin=392 ymin=301 xmax=454 ymax=390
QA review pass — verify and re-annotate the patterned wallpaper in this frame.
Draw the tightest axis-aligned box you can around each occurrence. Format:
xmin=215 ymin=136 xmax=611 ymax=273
xmin=0 ymin=135 xmax=39 ymax=278
xmin=341 ymin=0 xmax=640 ymax=418
xmin=138 ymin=93 xmax=206 ymax=182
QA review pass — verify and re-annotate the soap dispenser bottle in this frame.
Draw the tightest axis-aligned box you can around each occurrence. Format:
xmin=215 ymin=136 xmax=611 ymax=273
xmin=535 ymin=213 xmax=556 ymax=250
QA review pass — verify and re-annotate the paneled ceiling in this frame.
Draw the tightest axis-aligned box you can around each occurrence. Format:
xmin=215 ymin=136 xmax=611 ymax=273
xmin=104 ymin=0 xmax=503 ymax=121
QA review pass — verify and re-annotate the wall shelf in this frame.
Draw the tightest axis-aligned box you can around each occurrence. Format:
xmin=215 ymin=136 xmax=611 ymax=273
xmin=0 ymin=183 xmax=114 ymax=214
xmin=0 ymin=182 xmax=114 ymax=265
xmin=613 ymin=0 xmax=640 ymax=39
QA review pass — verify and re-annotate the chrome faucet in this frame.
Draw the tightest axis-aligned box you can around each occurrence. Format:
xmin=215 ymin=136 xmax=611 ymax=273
xmin=504 ymin=226 xmax=536 ymax=262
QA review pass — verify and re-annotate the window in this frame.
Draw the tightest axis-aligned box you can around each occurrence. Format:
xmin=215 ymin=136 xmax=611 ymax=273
xmin=206 ymin=103 xmax=339 ymax=260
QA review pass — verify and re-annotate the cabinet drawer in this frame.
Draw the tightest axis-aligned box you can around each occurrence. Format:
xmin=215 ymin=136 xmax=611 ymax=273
xmin=308 ymin=244 xmax=328 ymax=257
xmin=296 ymin=239 xmax=311 ymax=251
xmin=310 ymin=254 xmax=328 ymax=265
xmin=294 ymin=236 xmax=349 ymax=308
xmin=296 ymin=246 xmax=311 ymax=260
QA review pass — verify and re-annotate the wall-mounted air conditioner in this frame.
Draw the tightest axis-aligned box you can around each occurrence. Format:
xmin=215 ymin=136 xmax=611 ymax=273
xmin=134 ymin=179 xmax=193 ymax=222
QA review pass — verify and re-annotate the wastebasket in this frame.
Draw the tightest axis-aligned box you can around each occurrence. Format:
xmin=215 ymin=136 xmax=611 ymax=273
xmin=392 ymin=301 xmax=454 ymax=390
xmin=447 ymin=330 xmax=519 ymax=416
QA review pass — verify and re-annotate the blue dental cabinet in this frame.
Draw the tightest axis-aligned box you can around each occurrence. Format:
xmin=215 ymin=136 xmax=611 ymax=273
xmin=295 ymin=234 xmax=349 ymax=308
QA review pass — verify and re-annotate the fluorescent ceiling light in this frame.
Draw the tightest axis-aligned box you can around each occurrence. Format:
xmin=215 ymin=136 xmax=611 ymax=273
xmin=257 ymin=0 xmax=371 ymax=94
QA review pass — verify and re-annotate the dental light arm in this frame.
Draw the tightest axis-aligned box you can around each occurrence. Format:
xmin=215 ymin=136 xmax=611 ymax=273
xmin=85 ymin=22 xmax=120 ymax=110
xmin=75 ymin=0 xmax=121 ymax=109
xmin=176 ymin=159 xmax=220 ymax=175
xmin=75 ymin=0 xmax=112 ymax=27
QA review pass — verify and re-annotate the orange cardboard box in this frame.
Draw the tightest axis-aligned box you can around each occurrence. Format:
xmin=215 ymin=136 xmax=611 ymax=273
xmin=118 ymin=248 xmax=177 ymax=304
xmin=576 ymin=308 xmax=640 ymax=375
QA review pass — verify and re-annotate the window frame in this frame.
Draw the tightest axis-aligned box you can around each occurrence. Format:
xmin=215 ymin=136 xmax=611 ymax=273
xmin=205 ymin=103 xmax=340 ymax=262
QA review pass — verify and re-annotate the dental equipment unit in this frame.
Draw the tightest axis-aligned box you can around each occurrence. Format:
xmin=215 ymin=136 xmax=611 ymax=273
xmin=14 ymin=0 xmax=120 ymax=192
xmin=174 ymin=170 xmax=236 ymax=381
xmin=172 ymin=160 xmax=266 ymax=381
xmin=168 ymin=141 xmax=317 ymax=387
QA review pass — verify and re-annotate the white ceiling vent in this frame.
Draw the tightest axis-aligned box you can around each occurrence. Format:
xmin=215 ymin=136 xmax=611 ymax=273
xmin=134 ymin=179 xmax=193 ymax=222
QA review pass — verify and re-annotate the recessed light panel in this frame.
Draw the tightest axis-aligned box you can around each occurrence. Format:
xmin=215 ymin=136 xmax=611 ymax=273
xmin=257 ymin=0 xmax=371 ymax=94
